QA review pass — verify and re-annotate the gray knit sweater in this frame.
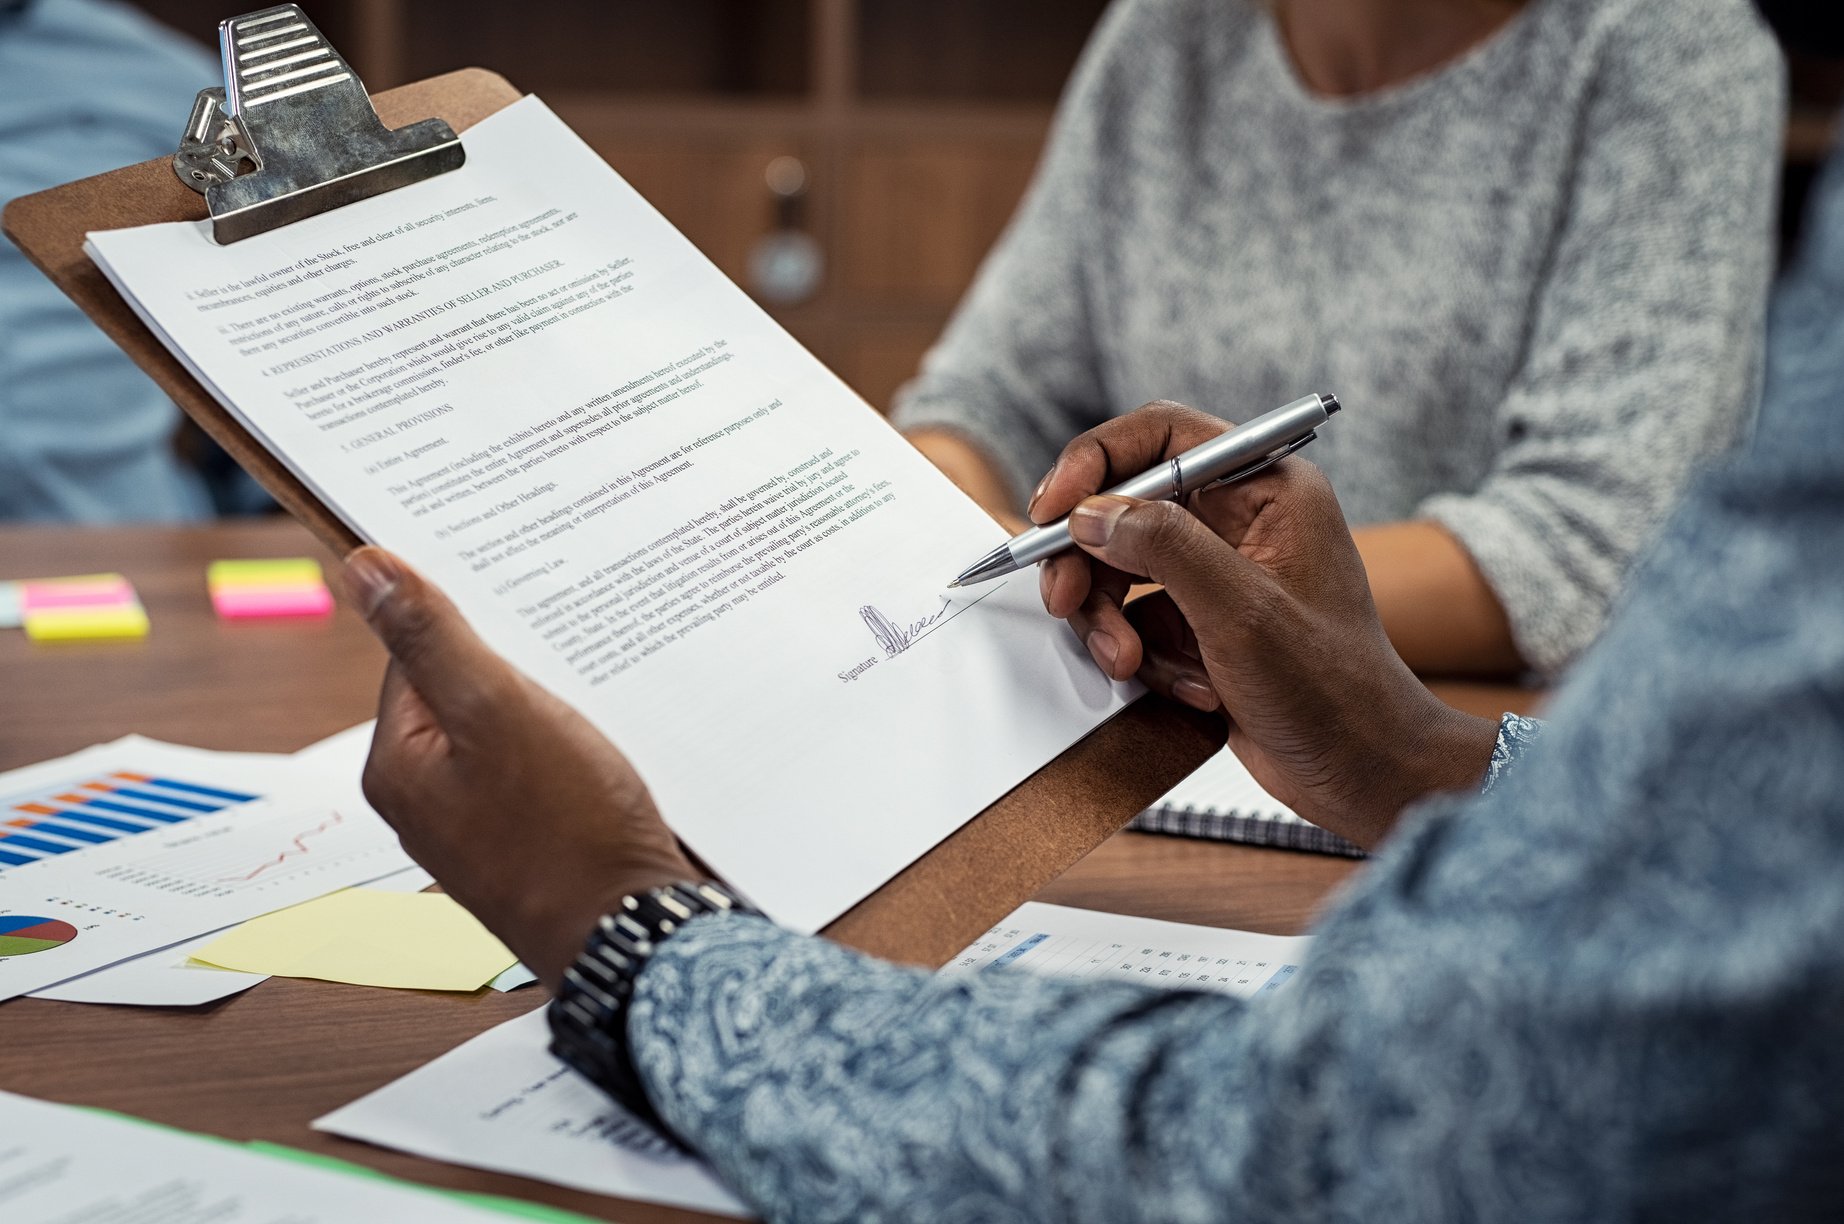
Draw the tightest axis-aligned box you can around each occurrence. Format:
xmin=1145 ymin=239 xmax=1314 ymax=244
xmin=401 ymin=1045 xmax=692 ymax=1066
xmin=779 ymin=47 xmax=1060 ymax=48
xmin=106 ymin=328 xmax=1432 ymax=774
xmin=892 ymin=0 xmax=1784 ymax=673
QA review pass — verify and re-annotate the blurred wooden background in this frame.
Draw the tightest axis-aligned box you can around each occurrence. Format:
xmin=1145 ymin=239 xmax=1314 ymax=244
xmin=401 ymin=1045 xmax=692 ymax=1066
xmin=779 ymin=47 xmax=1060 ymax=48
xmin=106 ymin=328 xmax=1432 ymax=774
xmin=134 ymin=1 xmax=1843 ymax=416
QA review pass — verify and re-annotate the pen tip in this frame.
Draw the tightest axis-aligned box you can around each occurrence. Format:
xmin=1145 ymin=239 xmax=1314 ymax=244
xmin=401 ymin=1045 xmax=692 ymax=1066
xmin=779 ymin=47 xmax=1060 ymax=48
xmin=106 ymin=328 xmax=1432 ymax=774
xmin=945 ymin=579 xmax=962 ymax=589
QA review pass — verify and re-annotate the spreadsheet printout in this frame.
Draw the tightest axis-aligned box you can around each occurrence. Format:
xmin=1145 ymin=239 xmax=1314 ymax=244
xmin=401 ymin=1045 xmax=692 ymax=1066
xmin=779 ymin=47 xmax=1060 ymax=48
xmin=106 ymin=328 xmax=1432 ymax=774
xmin=941 ymin=901 xmax=1309 ymax=997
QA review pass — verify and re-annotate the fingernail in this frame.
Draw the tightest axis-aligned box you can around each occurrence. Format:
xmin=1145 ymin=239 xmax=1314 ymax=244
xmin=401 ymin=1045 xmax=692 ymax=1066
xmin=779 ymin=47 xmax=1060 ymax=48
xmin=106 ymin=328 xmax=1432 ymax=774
xmin=1068 ymin=496 xmax=1131 ymax=547
xmin=1086 ymin=630 xmax=1118 ymax=675
xmin=1172 ymin=674 xmax=1219 ymax=712
xmin=1027 ymin=460 xmax=1060 ymax=521
xmin=344 ymin=548 xmax=401 ymax=619
xmin=1039 ymin=561 xmax=1056 ymax=609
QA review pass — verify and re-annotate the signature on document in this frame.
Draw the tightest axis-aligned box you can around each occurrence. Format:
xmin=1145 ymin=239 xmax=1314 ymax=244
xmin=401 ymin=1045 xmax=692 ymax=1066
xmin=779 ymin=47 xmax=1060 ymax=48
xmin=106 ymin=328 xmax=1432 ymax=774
xmin=858 ymin=584 xmax=1003 ymax=659
xmin=860 ymin=601 xmax=952 ymax=657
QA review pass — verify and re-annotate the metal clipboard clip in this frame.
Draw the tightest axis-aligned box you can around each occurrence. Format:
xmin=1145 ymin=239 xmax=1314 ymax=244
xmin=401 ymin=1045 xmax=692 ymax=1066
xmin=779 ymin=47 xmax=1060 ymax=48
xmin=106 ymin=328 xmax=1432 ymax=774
xmin=172 ymin=4 xmax=464 ymax=244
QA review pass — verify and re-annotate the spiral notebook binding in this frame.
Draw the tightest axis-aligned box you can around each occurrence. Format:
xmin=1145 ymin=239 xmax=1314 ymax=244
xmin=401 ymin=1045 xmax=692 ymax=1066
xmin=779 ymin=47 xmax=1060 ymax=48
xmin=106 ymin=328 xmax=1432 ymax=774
xmin=1129 ymin=801 xmax=1368 ymax=859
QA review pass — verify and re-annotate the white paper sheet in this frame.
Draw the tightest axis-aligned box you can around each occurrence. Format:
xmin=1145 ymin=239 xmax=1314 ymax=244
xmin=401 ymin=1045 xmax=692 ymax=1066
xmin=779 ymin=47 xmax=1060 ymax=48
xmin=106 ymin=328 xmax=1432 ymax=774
xmin=315 ymin=903 xmax=1310 ymax=1214
xmin=0 ymin=737 xmax=414 ymax=1003
xmin=27 ymin=926 xmax=268 ymax=1006
xmin=488 ymin=961 xmax=538 ymax=991
xmin=86 ymin=97 xmax=1133 ymax=934
xmin=0 ymin=1089 xmax=526 ymax=1222
xmin=293 ymin=719 xmax=388 ymax=779
xmin=317 ymin=1007 xmax=747 ymax=1217
xmin=29 ymin=865 xmax=435 ymax=1006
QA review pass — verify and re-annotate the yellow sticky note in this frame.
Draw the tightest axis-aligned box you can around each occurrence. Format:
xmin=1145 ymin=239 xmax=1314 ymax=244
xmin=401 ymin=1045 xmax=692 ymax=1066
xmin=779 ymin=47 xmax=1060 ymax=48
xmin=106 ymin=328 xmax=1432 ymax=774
xmin=189 ymin=890 xmax=517 ymax=992
xmin=24 ymin=602 xmax=150 ymax=641
xmin=207 ymin=558 xmax=325 ymax=589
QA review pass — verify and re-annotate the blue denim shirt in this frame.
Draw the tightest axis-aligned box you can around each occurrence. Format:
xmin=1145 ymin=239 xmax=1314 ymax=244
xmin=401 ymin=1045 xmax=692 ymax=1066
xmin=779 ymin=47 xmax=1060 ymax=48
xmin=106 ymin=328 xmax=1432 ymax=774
xmin=0 ymin=0 xmax=213 ymax=521
xmin=621 ymin=147 xmax=1844 ymax=1222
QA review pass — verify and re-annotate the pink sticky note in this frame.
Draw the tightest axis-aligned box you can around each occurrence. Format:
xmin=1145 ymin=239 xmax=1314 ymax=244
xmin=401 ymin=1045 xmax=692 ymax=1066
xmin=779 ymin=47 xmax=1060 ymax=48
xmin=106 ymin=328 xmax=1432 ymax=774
xmin=211 ymin=586 xmax=335 ymax=619
xmin=21 ymin=577 xmax=137 ymax=612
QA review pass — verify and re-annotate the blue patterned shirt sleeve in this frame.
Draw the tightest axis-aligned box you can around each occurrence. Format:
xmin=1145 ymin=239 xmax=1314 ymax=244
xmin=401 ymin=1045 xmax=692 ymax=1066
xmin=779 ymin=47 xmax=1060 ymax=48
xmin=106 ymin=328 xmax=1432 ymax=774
xmin=631 ymin=910 xmax=1253 ymax=1224
xmin=1483 ymin=712 xmax=1543 ymax=792
xmin=625 ymin=145 xmax=1844 ymax=1224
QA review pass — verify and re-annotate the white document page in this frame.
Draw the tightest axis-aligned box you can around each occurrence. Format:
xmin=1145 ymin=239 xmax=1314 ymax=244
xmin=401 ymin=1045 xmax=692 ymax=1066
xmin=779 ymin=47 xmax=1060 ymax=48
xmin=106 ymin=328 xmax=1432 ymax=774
xmin=0 ymin=737 xmax=413 ymax=1002
xmin=315 ymin=903 xmax=1310 ymax=1213
xmin=29 ymin=865 xmax=434 ymax=1006
xmin=28 ymin=927 xmax=269 ymax=1007
xmin=318 ymin=1007 xmax=746 ymax=1217
xmin=0 ymin=1089 xmax=529 ymax=1222
xmin=87 ymin=97 xmax=1131 ymax=933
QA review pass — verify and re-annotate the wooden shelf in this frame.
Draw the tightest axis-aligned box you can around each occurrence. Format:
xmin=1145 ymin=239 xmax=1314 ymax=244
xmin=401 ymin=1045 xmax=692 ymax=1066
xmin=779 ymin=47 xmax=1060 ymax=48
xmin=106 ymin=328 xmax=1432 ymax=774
xmin=395 ymin=0 xmax=811 ymax=96
xmin=543 ymin=95 xmax=816 ymax=135
xmin=539 ymin=94 xmax=1054 ymax=140
xmin=126 ymin=1 xmax=1836 ymax=415
xmin=855 ymin=0 xmax=1109 ymax=103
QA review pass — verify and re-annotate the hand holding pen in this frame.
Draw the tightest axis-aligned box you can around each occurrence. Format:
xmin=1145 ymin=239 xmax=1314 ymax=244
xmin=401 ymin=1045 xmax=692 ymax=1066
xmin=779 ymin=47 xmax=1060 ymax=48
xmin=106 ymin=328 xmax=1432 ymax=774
xmin=950 ymin=393 xmax=1338 ymax=588
xmin=1014 ymin=396 xmax=1497 ymax=851
xmin=993 ymin=394 xmax=1341 ymax=683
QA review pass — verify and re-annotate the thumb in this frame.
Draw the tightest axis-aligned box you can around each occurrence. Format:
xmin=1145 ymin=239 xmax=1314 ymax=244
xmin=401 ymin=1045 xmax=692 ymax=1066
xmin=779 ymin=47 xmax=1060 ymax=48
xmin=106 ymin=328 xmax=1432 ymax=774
xmin=1067 ymin=495 xmax=1269 ymax=620
xmin=343 ymin=547 xmax=514 ymax=728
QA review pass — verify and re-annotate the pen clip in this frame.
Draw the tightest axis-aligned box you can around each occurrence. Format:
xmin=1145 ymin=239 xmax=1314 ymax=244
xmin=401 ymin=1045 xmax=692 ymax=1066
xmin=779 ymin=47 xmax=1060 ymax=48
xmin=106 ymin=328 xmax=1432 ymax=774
xmin=1190 ymin=432 xmax=1317 ymax=497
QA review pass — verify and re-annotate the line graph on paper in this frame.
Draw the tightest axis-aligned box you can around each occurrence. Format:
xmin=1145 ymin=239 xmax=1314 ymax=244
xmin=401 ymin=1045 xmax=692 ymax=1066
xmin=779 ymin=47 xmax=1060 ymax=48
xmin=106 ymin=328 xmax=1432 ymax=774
xmin=93 ymin=807 xmax=402 ymax=900
xmin=220 ymin=811 xmax=346 ymax=882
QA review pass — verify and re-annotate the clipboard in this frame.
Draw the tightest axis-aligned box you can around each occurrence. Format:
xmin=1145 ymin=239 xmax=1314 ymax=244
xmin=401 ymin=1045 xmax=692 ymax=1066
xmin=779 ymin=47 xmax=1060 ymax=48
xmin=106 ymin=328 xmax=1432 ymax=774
xmin=2 ymin=6 xmax=1224 ymax=971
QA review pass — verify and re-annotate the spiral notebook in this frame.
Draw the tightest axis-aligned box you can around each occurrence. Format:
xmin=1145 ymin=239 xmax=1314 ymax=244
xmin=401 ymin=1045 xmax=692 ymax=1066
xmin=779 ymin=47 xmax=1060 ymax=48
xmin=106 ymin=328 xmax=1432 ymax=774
xmin=1129 ymin=747 xmax=1367 ymax=858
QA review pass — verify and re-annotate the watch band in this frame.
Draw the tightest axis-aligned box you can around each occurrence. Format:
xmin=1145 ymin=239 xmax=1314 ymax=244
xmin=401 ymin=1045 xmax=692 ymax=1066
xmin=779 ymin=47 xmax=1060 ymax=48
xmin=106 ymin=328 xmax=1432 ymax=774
xmin=547 ymin=879 xmax=757 ymax=1145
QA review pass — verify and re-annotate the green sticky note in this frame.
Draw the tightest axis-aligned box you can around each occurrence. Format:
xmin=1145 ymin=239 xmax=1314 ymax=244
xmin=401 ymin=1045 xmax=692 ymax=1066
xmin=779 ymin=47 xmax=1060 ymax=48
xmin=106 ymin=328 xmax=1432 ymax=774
xmin=73 ymin=1110 xmax=598 ymax=1222
xmin=245 ymin=1142 xmax=605 ymax=1222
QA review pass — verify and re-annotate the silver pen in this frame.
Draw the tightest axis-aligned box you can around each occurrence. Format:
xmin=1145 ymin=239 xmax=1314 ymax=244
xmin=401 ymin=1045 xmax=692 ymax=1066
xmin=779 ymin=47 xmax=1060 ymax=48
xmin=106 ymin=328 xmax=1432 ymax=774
xmin=948 ymin=392 xmax=1341 ymax=588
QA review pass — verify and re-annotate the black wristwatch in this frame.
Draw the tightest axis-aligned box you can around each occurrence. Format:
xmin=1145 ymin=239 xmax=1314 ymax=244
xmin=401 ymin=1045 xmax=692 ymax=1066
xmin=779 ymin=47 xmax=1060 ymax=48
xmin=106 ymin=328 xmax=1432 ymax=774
xmin=547 ymin=879 xmax=757 ymax=1144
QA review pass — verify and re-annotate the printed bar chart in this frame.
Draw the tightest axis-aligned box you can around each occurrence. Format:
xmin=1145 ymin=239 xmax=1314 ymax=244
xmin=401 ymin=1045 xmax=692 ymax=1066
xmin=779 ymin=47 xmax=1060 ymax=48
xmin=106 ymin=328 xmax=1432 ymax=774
xmin=1 ymin=772 xmax=263 ymax=871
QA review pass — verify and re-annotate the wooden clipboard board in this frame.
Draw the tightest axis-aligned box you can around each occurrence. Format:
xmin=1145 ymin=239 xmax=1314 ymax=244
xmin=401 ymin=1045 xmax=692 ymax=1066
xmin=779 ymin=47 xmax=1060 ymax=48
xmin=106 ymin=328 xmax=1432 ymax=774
xmin=2 ymin=67 xmax=1224 ymax=969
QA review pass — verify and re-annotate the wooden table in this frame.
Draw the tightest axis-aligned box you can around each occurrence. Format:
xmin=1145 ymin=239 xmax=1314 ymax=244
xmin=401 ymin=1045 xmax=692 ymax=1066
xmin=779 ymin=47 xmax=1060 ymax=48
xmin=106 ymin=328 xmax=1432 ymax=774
xmin=0 ymin=521 xmax=1535 ymax=1222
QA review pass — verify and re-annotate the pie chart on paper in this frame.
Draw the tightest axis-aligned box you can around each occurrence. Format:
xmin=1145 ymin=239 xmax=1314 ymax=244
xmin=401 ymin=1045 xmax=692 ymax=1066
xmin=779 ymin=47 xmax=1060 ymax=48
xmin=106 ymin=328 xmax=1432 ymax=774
xmin=0 ymin=916 xmax=78 ymax=957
